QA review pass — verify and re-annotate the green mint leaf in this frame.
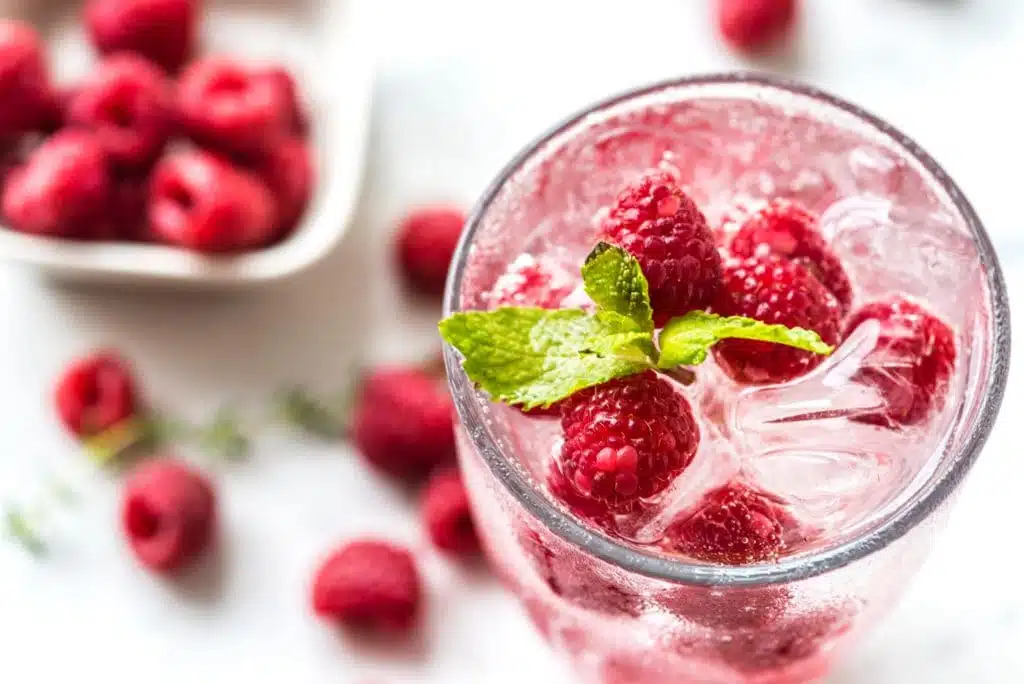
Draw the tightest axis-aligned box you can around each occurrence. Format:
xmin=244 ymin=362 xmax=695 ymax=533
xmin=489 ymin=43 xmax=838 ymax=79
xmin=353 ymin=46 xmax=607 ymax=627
xmin=275 ymin=388 xmax=349 ymax=439
xmin=582 ymin=242 xmax=654 ymax=331
xmin=657 ymin=311 xmax=834 ymax=368
xmin=440 ymin=307 xmax=654 ymax=409
xmin=196 ymin=408 xmax=250 ymax=460
xmin=4 ymin=507 xmax=46 ymax=556
xmin=82 ymin=417 xmax=160 ymax=467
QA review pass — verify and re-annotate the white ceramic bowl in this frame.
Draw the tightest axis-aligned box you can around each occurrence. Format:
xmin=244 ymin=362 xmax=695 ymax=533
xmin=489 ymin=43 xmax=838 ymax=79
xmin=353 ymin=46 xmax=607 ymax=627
xmin=0 ymin=0 xmax=375 ymax=287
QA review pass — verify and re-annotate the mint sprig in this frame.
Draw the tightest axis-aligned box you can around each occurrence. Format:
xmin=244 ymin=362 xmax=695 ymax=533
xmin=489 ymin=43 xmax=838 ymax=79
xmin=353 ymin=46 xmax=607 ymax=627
xmin=4 ymin=507 xmax=46 ymax=556
xmin=658 ymin=311 xmax=834 ymax=368
xmin=582 ymin=242 xmax=654 ymax=331
xmin=440 ymin=242 xmax=833 ymax=408
xmin=439 ymin=308 xmax=653 ymax=410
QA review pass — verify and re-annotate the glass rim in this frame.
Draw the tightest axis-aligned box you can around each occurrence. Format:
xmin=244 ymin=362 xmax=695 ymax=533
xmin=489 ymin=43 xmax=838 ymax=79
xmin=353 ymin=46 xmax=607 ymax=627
xmin=442 ymin=72 xmax=1011 ymax=587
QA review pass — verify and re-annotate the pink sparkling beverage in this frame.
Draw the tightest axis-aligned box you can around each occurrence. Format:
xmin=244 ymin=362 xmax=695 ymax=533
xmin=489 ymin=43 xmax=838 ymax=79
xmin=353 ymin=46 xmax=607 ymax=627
xmin=443 ymin=76 xmax=1009 ymax=683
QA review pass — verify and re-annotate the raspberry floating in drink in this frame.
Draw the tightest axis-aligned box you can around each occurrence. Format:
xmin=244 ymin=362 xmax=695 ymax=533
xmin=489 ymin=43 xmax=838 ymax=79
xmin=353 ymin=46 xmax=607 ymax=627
xmin=729 ymin=198 xmax=854 ymax=315
xmin=560 ymin=371 xmax=699 ymax=513
xmin=845 ymin=296 xmax=956 ymax=428
xmin=599 ymin=170 xmax=721 ymax=326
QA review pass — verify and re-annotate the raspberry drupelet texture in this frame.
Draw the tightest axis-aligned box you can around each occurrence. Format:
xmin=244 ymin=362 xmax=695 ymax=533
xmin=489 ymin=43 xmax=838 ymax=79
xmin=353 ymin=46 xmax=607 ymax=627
xmin=85 ymin=0 xmax=197 ymax=73
xmin=716 ymin=0 xmax=799 ymax=53
xmin=546 ymin=462 xmax=614 ymax=528
xmin=67 ymin=54 xmax=175 ymax=171
xmin=559 ymin=371 xmax=699 ymax=513
xmin=395 ymin=205 xmax=466 ymax=297
xmin=121 ymin=457 xmax=216 ymax=573
xmin=177 ymin=56 xmax=290 ymax=156
xmin=730 ymin=198 xmax=853 ymax=315
xmin=0 ymin=20 xmax=54 ymax=137
xmin=55 ymin=350 xmax=138 ymax=437
xmin=2 ymin=130 xmax=111 ymax=238
xmin=711 ymin=254 xmax=841 ymax=384
xmin=312 ymin=540 xmax=422 ymax=632
xmin=148 ymin=149 xmax=278 ymax=252
xmin=664 ymin=481 xmax=797 ymax=565
xmin=351 ymin=367 xmax=456 ymax=482
xmin=599 ymin=171 xmax=722 ymax=326
xmin=845 ymin=296 xmax=956 ymax=428
xmin=421 ymin=469 xmax=480 ymax=556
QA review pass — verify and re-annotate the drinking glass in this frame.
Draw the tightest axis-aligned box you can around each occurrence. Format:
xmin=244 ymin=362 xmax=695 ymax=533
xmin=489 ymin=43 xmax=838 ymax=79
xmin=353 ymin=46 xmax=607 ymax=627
xmin=442 ymin=74 xmax=1010 ymax=684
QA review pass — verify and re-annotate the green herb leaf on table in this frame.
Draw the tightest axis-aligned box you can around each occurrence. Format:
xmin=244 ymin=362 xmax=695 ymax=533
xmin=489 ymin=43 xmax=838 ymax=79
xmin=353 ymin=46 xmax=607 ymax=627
xmin=658 ymin=311 xmax=834 ymax=369
xmin=4 ymin=506 xmax=46 ymax=556
xmin=582 ymin=242 xmax=654 ymax=331
xmin=195 ymin=408 xmax=251 ymax=460
xmin=275 ymin=388 xmax=350 ymax=439
xmin=439 ymin=307 xmax=655 ymax=410
xmin=82 ymin=417 xmax=161 ymax=467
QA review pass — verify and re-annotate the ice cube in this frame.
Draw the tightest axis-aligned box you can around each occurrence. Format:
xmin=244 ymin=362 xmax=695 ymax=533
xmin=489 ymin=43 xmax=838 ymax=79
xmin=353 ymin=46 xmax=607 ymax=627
xmin=726 ymin=318 xmax=939 ymax=539
xmin=729 ymin=320 xmax=886 ymax=430
xmin=821 ymin=195 xmax=977 ymax=323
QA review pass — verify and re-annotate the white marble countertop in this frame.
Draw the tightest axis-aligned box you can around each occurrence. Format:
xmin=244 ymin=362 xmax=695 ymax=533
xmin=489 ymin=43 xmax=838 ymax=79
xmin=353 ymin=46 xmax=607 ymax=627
xmin=1 ymin=1 xmax=1023 ymax=682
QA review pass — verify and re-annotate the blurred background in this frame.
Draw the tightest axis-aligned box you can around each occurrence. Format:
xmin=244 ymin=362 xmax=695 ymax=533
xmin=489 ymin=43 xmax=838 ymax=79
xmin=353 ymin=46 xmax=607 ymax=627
xmin=1 ymin=1 xmax=1023 ymax=682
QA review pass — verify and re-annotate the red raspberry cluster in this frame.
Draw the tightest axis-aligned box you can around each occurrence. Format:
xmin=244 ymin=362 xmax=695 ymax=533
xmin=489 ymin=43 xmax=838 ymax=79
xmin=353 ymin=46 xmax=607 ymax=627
xmin=505 ymin=172 xmax=957 ymax=569
xmin=0 ymin=3 xmax=315 ymax=253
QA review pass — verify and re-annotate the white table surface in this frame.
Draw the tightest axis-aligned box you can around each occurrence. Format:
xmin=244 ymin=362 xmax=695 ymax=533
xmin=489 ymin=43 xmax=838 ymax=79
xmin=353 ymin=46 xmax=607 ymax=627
xmin=2 ymin=1 xmax=1024 ymax=682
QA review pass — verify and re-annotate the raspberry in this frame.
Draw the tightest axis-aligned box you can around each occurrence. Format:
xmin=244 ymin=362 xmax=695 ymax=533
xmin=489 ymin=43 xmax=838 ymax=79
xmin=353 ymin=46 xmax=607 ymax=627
xmin=711 ymin=254 xmax=841 ymax=384
xmin=177 ymin=57 xmax=290 ymax=156
xmin=246 ymin=137 xmax=315 ymax=242
xmin=845 ymin=296 xmax=956 ymax=427
xmin=2 ymin=130 xmax=111 ymax=238
xmin=351 ymin=367 xmax=456 ymax=482
xmin=148 ymin=150 xmax=278 ymax=252
xmin=395 ymin=205 xmax=466 ymax=297
xmin=489 ymin=255 xmax=575 ymax=309
xmin=121 ymin=458 xmax=216 ymax=573
xmin=311 ymin=540 xmax=421 ymax=632
xmin=0 ymin=20 xmax=53 ymax=137
xmin=599 ymin=171 xmax=721 ymax=325
xmin=716 ymin=0 xmax=798 ymax=52
xmin=559 ymin=371 xmax=699 ymax=512
xmin=55 ymin=351 xmax=138 ymax=437
xmin=729 ymin=198 xmax=853 ymax=315
xmin=258 ymin=67 xmax=308 ymax=136
xmin=664 ymin=482 xmax=797 ymax=565
xmin=68 ymin=55 xmax=174 ymax=171
xmin=546 ymin=462 xmax=614 ymax=528
xmin=421 ymin=469 xmax=480 ymax=556
xmin=85 ymin=0 xmax=197 ymax=73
